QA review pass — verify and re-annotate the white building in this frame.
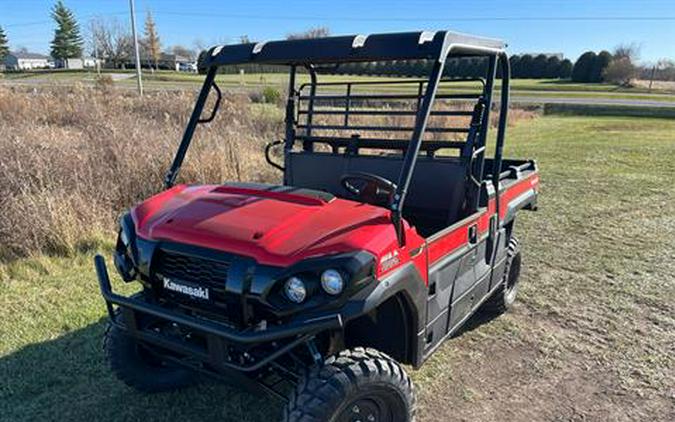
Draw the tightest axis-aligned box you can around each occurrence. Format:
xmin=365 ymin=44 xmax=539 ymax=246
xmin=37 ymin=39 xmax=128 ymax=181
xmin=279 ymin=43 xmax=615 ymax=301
xmin=3 ymin=51 xmax=50 ymax=70
xmin=121 ymin=53 xmax=192 ymax=71
xmin=83 ymin=57 xmax=102 ymax=69
xmin=54 ymin=57 xmax=103 ymax=70
xmin=56 ymin=58 xmax=83 ymax=69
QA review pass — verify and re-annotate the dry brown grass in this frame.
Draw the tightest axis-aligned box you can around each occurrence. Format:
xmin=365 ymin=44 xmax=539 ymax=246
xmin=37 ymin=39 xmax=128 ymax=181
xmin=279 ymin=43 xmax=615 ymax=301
xmin=633 ymin=79 xmax=675 ymax=92
xmin=0 ymin=86 xmax=283 ymax=260
xmin=0 ymin=85 xmax=536 ymax=261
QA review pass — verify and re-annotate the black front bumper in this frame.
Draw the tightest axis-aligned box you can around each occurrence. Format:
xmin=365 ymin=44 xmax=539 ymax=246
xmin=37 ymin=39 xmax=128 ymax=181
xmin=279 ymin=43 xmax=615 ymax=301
xmin=95 ymin=255 xmax=343 ymax=372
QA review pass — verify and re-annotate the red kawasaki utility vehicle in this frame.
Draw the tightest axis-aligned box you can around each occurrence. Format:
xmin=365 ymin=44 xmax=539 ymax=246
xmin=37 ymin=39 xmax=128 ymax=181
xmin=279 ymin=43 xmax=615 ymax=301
xmin=95 ymin=30 xmax=539 ymax=421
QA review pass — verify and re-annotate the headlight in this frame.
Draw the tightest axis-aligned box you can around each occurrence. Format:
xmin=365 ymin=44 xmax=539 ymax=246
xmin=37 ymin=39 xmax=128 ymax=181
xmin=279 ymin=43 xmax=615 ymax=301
xmin=284 ymin=276 xmax=307 ymax=303
xmin=321 ymin=269 xmax=344 ymax=295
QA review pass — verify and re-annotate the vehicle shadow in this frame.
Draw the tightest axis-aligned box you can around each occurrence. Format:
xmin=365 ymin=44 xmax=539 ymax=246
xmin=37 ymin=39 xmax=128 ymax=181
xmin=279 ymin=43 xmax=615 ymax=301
xmin=451 ymin=307 xmax=502 ymax=339
xmin=0 ymin=319 xmax=279 ymax=422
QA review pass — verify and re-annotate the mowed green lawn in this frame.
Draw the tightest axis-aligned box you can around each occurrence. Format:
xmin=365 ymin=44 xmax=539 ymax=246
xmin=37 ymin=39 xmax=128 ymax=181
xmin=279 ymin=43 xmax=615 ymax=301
xmin=1 ymin=115 xmax=674 ymax=421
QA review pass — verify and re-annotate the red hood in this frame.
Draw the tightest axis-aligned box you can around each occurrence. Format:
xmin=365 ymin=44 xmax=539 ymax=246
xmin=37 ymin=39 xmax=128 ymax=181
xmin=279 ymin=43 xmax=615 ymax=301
xmin=131 ymin=184 xmax=400 ymax=266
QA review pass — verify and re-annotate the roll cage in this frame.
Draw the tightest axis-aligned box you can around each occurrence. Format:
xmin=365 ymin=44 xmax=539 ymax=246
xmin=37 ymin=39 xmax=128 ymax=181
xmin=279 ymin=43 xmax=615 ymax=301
xmin=165 ymin=30 xmax=511 ymax=245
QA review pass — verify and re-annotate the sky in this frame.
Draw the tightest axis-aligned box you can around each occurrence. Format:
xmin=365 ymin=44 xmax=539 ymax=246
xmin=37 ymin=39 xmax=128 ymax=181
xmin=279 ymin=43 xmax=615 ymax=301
xmin=1 ymin=0 xmax=674 ymax=64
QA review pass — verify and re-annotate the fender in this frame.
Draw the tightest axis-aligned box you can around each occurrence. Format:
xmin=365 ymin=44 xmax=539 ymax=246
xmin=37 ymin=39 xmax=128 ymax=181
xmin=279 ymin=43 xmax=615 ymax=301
xmin=340 ymin=263 xmax=428 ymax=367
xmin=504 ymin=188 xmax=538 ymax=223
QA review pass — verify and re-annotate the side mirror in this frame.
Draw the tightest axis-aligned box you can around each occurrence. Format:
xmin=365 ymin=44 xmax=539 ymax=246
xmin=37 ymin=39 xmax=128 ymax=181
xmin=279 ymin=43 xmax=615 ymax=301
xmin=265 ymin=140 xmax=285 ymax=171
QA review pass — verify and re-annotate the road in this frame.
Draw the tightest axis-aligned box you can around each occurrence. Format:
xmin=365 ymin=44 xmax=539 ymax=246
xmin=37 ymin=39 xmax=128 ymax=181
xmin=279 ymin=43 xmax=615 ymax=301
xmin=511 ymin=95 xmax=675 ymax=108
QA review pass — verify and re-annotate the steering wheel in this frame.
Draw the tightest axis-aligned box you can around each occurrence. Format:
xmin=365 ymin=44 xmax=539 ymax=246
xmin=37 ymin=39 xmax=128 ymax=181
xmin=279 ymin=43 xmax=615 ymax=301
xmin=340 ymin=172 xmax=397 ymax=206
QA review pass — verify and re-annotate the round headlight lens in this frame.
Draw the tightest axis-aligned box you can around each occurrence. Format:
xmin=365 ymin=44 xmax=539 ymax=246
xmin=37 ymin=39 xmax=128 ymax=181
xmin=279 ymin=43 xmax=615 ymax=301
xmin=284 ymin=276 xmax=307 ymax=303
xmin=321 ymin=269 xmax=344 ymax=295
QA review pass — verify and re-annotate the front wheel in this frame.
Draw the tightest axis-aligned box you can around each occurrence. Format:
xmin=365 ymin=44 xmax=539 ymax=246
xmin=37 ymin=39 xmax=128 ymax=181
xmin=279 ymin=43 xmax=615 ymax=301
xmin=283 ymin=347 xmax=415 ymax=422
xmin=104 ymin=310 xmax=198 ymax=393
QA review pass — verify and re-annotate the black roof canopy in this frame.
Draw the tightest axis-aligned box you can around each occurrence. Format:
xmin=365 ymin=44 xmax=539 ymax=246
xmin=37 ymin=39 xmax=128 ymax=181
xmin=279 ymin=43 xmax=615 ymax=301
xmin=203 ymin=30 xmax=506 ymax=68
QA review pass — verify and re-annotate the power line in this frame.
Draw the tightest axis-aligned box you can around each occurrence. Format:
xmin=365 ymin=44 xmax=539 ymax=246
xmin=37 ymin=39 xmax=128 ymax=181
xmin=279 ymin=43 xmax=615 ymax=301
xmin=152 ymin=11 xmax=675 ymax=22
xmin=6 ymin=10 xmax=674 ymax=29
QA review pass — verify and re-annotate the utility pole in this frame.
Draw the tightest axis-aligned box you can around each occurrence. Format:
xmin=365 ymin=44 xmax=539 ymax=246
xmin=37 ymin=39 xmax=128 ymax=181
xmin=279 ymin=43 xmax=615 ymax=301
xmin=129 ymin=0 xmax=143 ymax=95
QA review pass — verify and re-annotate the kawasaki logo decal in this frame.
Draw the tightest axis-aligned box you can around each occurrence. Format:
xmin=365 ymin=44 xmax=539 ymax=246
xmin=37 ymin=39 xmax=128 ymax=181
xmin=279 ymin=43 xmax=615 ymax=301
xmin=162 ymin=277 xmax=209 ymax=300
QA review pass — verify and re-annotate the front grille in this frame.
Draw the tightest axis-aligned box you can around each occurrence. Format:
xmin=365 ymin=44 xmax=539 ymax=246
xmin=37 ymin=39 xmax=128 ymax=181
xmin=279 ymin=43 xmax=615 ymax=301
xmin=154 ymin=251 xmax=230 ymax=289
xmin=152 ymin=249 xmax=243 ymax=325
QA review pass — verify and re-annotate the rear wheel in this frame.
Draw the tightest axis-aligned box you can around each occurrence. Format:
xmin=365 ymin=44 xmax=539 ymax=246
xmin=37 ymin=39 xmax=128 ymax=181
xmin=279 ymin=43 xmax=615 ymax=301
xmin=485 ymin=236 xmax=521 ymax=313
xmin=104 ymin=308 xmax=198 ymax=393
xmin=283 ymin=347 xmax=415 ymax=422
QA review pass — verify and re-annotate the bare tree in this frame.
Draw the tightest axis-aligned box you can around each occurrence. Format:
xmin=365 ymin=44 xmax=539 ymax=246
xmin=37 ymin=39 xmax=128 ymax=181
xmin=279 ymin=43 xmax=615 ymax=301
xmin=603 ymin=43 xmax=640 ymax=86
xmin=192 ymin=38 xmax=206 ymax=53
xmin=89 ymin=17 xmax=132 ymax=69
xmin=658 ymin=60 xmax=675 ymax=81
xmin=286 ymin=27 xmax=330 ymax=40
xmin=643 ymin=59 xmax=675 ymax=86
xmin=613 ymin=43 xmax=640 ymax=62
xmin=603 ymin=57 xmax=636 ymax=86
xmin=143 ymin=11 xmax=161 ymax=70
xmin=167 ymin=45 xmax=196 ymax=61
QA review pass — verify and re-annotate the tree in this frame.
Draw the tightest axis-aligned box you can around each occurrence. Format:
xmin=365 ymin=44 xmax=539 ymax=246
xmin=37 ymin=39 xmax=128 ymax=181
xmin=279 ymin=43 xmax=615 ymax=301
xmin=412 ymin=60 xmax=430 ymax=77
xmin=50 ymin=1 xmax=83 ymax=60
xmin=168 ymin=45 xmax=195 ymax=61
xmin=603 ymin=57 xmax=636 ymax=85
xmin=590 ymin=50 xmax=612 ymax=82
xmin=143 ymin=11 xmax=161 ymax=70
xmin=614 ymin=43 xmax=640 ymax=62
xmin=651 ymin=59 xmax=675 ymax=82
xmin=572 ymin=51 xmax=597 ymax=82
xmin=89 ymin=17 xmax=132 ymax=68
xmin=286 ymin=27 xmax=330 ymax=40
xmin=603 ymin=44 xmax=639 ymax=86
xmin=544 ymin=56 xmax=561 ymax=78
xmin=0 ymin=26 xmax=9 ymax=62
xmin=509 ymin=55 xmax=522 ymax=78
xmin=531 ymin=54 xmax=549 ymax=78
xmin=518 ymin=54 xmax=534 ymax=78
xmin=558 ymin=59 xmax=573 ymax=79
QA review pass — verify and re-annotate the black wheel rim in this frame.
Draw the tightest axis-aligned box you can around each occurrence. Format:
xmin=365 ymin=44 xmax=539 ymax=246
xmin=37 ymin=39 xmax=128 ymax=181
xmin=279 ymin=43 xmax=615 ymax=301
xmin=337 ymin=387 xmax=405 ymax=422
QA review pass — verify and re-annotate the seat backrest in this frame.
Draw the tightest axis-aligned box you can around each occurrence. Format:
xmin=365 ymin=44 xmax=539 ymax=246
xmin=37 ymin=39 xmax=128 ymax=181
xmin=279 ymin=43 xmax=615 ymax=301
xmin=286 ymin=151 xmax=466 ymax=228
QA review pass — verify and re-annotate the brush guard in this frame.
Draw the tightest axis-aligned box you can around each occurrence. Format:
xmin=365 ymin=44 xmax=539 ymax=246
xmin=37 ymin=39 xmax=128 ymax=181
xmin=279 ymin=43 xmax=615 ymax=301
xmin=94 ymin=255 xmax=342 ymax=399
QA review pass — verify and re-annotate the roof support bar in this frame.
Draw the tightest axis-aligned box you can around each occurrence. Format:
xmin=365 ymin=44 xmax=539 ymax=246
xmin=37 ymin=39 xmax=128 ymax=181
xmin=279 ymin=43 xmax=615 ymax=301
xmin=391 ymin=57 xmax=447 ymax=245
xmin=284 ymin=65 xmax=297 ymax=152
xmin=283 ymin=65 xmax=297 ymax=185
xmin=303 ymin=65 xmax=318 ymax=151
xmin=492 ymin=53 xmax=511 ymax=225
xmin=165 ymin=66 xmax=217 ymax=188
xmin=466 ymin=55 xmax=497 ymax=212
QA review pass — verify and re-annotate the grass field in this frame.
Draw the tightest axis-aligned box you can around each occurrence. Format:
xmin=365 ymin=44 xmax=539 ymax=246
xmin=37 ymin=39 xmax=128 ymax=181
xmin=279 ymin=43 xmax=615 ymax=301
xmin=4 ymin=70 xmax=675 ymax=104
xmin=1 ymin=103 xmax=674 ymax=421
